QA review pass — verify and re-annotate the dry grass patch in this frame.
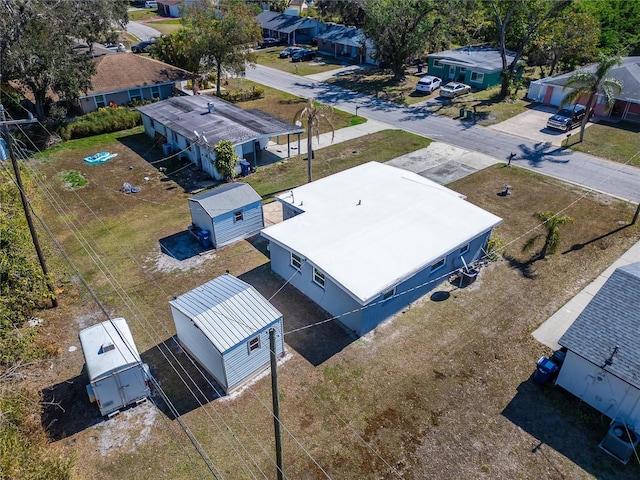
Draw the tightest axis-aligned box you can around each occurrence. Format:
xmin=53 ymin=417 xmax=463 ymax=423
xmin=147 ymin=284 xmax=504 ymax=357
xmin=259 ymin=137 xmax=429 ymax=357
xmin=253 ymin=47 xmax=349 ymax=76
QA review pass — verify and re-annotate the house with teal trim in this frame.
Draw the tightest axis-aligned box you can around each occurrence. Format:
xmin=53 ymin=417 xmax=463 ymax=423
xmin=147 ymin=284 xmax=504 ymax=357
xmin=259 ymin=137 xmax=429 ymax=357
xmin=427 ymin=46 xmax=516 ymax=90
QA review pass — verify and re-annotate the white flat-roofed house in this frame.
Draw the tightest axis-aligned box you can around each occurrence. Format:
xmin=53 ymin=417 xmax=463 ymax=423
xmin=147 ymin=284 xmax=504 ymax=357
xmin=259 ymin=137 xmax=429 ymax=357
xmin=260 ymin=162 xmax=502 ymax=336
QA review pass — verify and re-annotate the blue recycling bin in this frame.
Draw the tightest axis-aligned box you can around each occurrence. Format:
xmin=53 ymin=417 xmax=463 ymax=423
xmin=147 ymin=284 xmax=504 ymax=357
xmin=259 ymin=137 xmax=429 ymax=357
xmin=196 ymin=230 xmax=212 ymax=249
xmin=533 ymin=356 xmax=558 ymax=384
xmin=240 ymin=160 xmax=251 ymax=176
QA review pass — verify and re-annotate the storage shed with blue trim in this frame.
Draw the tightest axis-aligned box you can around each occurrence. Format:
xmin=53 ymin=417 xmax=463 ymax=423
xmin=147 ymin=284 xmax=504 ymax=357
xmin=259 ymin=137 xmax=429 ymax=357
xmin=189 ymin=183 xmax=264 ymax=249
xmin=169 ymin=274 xmax=284 ymax=394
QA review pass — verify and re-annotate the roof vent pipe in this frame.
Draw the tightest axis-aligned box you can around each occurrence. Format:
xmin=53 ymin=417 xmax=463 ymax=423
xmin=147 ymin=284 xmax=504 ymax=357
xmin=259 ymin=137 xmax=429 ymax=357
xmin=207 ymin=102 xmax=215 ymax=113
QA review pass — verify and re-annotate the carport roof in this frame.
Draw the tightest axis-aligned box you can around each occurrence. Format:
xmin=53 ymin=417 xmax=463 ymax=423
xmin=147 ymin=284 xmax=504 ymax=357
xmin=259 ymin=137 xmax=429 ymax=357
xmin=256 ymin=11 xmax=320 ymax=34
xmin=261 ymin=162 xmax=502 ymax=305
xmin=558 ymin=262 xmax=640 ymax=388
xmin=137 ymin=95 xmax=303 ymax=147
xmin=535 ymin=56 xmax=640 ymax=103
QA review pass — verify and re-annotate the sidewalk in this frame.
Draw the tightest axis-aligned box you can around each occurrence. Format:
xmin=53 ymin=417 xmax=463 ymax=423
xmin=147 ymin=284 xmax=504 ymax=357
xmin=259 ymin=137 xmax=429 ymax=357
xmin=533 ymin=239 xmax=640 ymax=350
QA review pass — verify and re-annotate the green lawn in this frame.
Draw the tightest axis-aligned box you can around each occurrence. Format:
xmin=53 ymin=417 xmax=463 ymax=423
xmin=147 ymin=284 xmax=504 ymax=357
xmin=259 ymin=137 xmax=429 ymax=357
xmin=569 ymin=120 xmax=640 ymax=166
xmin=253 ymin=47 xmax=350 ymax=76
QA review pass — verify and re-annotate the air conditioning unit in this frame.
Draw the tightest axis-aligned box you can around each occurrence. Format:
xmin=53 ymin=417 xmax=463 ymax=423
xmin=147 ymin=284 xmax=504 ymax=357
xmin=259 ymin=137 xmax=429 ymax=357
xmin=599 ymin=422 xmax=640 ymax=464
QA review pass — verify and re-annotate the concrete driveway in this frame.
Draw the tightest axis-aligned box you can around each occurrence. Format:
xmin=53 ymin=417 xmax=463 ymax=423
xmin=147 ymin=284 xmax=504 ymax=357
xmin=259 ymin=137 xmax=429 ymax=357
xmin=489 ymin=105 xmax=592 ymax=147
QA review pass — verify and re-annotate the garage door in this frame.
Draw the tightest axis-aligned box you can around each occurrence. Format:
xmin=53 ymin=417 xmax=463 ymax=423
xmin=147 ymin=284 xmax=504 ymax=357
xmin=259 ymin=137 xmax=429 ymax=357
xmin=549 ymin=86 xmax=568 ymax=107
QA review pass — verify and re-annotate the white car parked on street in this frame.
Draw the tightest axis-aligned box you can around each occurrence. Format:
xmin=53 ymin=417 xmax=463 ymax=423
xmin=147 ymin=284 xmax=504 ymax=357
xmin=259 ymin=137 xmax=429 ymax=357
xmin=415 ymin=75 xmax=442 ymax=93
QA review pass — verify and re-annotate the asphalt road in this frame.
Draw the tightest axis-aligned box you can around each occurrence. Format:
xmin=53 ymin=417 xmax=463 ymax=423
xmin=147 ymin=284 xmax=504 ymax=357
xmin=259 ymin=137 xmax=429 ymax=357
xmin=246 ymin=64 xmax=640 ymax=203
xmin=126 ymin=20 xmax=160 ymax=42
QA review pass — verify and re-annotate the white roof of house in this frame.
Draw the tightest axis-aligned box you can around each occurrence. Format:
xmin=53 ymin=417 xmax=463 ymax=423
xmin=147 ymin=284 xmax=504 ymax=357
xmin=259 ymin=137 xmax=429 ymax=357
xmin=79 ymin=318 xmax=143 ymax=382
xmin=169 ymin=274 xmax=282 ymax=353
xmin=261 ymin=162 xmax=502 ymax=305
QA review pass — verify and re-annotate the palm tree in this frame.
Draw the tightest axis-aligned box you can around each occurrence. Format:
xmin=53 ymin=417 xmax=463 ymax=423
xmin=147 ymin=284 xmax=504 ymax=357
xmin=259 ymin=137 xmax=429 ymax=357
xmin=523 ymin=211 xmax=573 ymax=260
xmin=561 ymin=54 xmax=623 ymax=143
xmin=293 ymin=99 xmax=335 ymax=183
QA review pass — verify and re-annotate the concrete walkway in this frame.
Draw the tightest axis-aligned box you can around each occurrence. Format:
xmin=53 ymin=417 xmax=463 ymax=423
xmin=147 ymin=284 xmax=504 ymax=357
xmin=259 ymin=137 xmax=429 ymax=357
xmin=533 ymin=239 xmax=640 ymax=350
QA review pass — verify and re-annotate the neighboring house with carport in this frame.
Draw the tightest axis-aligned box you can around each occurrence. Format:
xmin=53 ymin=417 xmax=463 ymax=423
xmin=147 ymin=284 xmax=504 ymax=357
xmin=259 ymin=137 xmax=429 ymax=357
xmin=315 ymin=24 xmax=378 ymax=65
xmin=256 ymin=10 xmax=322 ymax=45
xmin=188 ymin=183 xmax=264 ymax=249
xmin=427 ymin=46 xmax=517 ymax=90
xmin=555 ymin=262 xmax=640 ymax=432
xmin=527 ymin=56 xmax=640 ymax=123
xmin=169 ymin=274 xmax=284 ymax=394
xmin=136 ymin=95 xmax=303 ymax=180
xmin=78 ymin=53 xmax=191 ymax=114
xmin=260 ymin=162 xmax=502 ymax=337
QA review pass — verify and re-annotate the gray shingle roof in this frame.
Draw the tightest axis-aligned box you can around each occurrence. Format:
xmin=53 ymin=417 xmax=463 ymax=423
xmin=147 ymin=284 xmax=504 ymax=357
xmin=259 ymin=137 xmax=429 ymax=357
xmin=137 ymin=95 xmax=303 ymax=147
xmin=256 ymin=10 xmax=319 ymax=34
xmin=558 ymin=262 xmax=640 ymax=388
xmin=189 ymin=182 xmax=261 ymax=218
xmin=315 ymin=24 xmax=365 ymax=47
xmin=537 ymin=56 xmax=640 ymax=103
xmin=427 ymin=46 xmax=515 ymax=73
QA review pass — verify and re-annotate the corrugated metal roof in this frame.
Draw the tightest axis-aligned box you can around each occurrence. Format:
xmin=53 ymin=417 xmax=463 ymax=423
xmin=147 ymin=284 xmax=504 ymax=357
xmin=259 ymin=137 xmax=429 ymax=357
xmin=79 ymin=318 xmax=142 ymax=382
xmin=261 ymin=162 xmax=502 ymax=305
xmin=169 ymin=274 xmax=282 ymax=353
xmin=137 ymin=95 xmax=303 ymax=147
xmin=189 ymin=183 xmax=262 ymax=218
xmin=559 ymin=262 xmax=640 ymax=388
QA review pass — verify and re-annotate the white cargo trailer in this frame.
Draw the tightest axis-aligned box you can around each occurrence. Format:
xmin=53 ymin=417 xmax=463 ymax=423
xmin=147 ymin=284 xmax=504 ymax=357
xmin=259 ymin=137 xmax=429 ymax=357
xmin=79 ymin=318 xmax=151 ymax=417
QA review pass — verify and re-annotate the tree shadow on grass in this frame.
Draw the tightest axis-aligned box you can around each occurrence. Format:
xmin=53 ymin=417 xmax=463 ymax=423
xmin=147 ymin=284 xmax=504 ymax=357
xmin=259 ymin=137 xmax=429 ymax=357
xmin=503 ymin=254 xmax=538 ymax=279
xmin=562 ymin=224 xmax=633 ymax=255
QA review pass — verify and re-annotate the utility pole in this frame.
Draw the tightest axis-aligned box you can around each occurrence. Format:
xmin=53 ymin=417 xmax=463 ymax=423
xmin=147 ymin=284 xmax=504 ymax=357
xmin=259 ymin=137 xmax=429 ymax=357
xmin=0 ymin=104 xmax=58 ymax=307
xmin=269 ymin=328 xmax=284 ymax=480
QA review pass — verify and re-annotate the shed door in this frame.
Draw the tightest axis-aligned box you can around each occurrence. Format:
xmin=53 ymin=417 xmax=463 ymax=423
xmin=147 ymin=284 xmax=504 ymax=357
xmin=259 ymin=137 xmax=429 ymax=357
xmin=94 ymin=376 xmax=123 ymax=413
xmin=119 ymin=367 xmax=148 ymax=404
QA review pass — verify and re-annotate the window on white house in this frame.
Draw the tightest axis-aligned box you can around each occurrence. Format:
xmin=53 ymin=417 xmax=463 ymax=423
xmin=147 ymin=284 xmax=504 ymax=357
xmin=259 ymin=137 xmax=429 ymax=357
xmin=313 ymin=268 xmax=325 ymax=288
xmin=248 ymin=336 xmax=260 ymax=353
xmin=470 ymin=72 xmax=484 ymax=83
xmin=95 ymin=95 xmax=106 ymax=109
xmin=431 ymin=258 xmax=445 ymax=272
xmin=382 ymin=287 xmax=396 ymax=300
xmin=234 ymin=210 xmax=243 ymax=222
xmin=151 ymin=85 xmax=160 ymax=99
xmin=129 ymin=88 xmax=142 ymax=101
xmin=460 ymin=244 xmax=469 ymax=254
xmin=291 ymin=252 xmax=302 ymax=270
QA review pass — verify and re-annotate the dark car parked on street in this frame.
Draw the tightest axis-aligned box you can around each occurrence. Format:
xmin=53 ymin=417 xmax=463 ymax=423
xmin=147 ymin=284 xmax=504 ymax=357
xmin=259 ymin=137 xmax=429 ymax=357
xmin=546 ymin=104 xmax=587 ymax=132
xmin=291 ymin=49 xmax=316 ymax=62
xmin=131 ymin=40 xmax=156 ymax=53
xmin=279 ymin=47 xmax=302 ymax=58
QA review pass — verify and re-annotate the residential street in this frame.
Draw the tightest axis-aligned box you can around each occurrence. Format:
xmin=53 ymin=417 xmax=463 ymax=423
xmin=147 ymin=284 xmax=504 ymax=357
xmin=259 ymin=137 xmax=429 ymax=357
xmin=246 ymin=64 xmax=640 ymax=203
xmin=126 ymin=20 xmax=160 ymax=42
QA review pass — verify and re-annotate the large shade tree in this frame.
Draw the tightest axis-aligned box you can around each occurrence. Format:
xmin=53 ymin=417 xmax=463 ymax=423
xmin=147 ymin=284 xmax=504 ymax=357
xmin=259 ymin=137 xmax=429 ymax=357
xmin=153 ymin=29 xmax=205 ymax=94
xmin=293 ymin=99 xmax=334 ymax=183
xmin=181 ymin=0 xmax=262 ymax=96
xmin=487 ymin=0 xmax=571 ymax=98
xmin=0 ymin=0 xmax=128 ymax=120
xmin=362 ymin=0 xmax=437 ymax=81
xmin=561 ymin=54 xmax=623 ymax=142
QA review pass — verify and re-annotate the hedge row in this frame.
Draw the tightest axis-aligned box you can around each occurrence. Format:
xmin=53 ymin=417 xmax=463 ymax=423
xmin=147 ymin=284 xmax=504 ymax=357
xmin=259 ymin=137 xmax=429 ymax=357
xmin=56 ymin=106 xmax=141 ymax=140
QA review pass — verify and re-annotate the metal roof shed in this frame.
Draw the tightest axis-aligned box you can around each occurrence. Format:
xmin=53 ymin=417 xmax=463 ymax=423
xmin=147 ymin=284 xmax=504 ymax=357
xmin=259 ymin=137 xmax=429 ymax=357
xmin=169 ymin=274 xmax=284 ymax=394
xmin=189 ymin=183 xmax=264 ymax=248
xmin=79 ymin=318 xmax=150 ymax=417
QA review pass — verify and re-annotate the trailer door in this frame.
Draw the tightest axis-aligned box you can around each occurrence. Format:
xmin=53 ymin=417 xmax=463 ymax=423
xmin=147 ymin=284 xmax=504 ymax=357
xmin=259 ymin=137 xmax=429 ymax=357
xmin=94 ymin=376 xmax=123 ymax=415
xmin=119 ymin=366 xmax=149 ymax=405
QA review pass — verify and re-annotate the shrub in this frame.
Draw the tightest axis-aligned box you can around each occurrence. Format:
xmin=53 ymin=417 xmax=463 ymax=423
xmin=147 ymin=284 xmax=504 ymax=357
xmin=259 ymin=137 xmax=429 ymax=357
xmin=213 ymin=140 xmax=239 ymax=180
xmin=56 ymin=107 xmax=141 ymax=140
xmin=219 ymin=86 xmax=264 ymax=103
